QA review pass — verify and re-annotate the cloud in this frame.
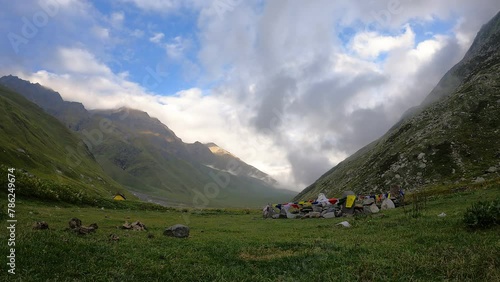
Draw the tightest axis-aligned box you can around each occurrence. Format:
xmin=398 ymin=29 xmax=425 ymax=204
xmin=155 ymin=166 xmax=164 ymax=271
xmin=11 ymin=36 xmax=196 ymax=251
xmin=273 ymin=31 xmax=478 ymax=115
xmin=165 ymin=36 xmax=190 ymax=59
xmin=149 ymin=32 xmax=165 ymax=44
xmin=351 ymin=25 xmax=415 ymax=59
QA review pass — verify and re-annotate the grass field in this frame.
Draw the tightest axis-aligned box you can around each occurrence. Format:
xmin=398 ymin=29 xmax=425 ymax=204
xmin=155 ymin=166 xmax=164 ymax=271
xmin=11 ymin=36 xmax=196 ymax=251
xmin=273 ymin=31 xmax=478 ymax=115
xmin=0 ymin=183 xmax=499 ymax=281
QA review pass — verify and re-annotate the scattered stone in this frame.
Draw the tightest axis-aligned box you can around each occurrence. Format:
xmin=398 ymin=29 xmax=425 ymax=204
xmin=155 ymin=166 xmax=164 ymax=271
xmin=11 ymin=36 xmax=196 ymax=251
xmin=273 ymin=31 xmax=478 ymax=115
xmin=68 ymin=218 xmax=82 ymax=230
xmin=302 ymin=212 xmax=321 ymax=219
xmin=437 ymin=212 xmax=447 ymax=218
xmin=381 ymin=198 xmax=395 ymax=210
xmin=419 ymin=163 xmax=427 ymax=169
xmin=122 ymin=221 xmax=147 ymax=231
xmin=322 ymin=212 xmax=336 ymax=219
xmin=473 ymin=177 xmax=486 ymax=183
xmin=109 ymin=234 xmax=120 ymax=241
xmin=163 ymin=224 xmax=190 ymax=238
xmin=418 ymin=153 xmax=425 ymax=160
xmin=486 ymin=166 xmax=497 ymax=173
xmin=78 ymin=226 xmax=97 ymax=235
xmin=32 ymin=221 xmax=49 ymax=230
xmin=336 ymin=221 xmax=351 ymax=228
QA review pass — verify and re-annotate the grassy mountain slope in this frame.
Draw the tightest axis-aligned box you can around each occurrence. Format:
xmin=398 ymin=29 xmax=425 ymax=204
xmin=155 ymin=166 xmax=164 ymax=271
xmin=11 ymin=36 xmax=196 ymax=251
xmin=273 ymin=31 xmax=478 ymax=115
xmin=0 ymin=78 xmax=295 ymax=207
xmin=0 ymin=85 xmax=134 ymax=203
xmin=295 ymin=11 xmax=500 ymax=200
xmin=87 ymin=108 xmax=295 ymax=207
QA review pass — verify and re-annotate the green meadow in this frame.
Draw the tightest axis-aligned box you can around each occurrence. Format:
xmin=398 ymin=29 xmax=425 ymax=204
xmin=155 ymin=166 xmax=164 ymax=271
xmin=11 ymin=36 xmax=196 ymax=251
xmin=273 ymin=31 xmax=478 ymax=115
xmin=0 ymin=182 xmax=499 ymax=281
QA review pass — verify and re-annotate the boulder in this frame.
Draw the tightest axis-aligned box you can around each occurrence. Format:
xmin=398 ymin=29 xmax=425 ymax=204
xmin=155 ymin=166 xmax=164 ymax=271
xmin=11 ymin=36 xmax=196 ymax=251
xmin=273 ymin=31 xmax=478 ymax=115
xmin=163 ymin=224 xmax=190 ymax=238
xmin=474 ymin=177 xmax=486 ymax=183
xmin=381 ymin=198 xmax=395 ymax=210
xmin=322 ymin=212 xmax=336 ymax=219
xmin=68 ymin=218 xmax=82 ymax=229
xmin=32 ymin=221 xmax=49 ymax=230
xmin=486 ymin=166 xmax=497 ymax=173
xmin=122 ymin=221 xmax=147 ymax=231
xmin=369 ymin=204 xmax=380 ymax=214
xmin=77 ymin=225 xmax=97 ymax=235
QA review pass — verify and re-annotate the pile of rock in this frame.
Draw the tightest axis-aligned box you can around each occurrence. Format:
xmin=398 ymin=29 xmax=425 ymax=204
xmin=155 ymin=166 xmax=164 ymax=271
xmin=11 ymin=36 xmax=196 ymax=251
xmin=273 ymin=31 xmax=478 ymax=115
xmin=121 ymin=221 xmax=147 ymax=231
xmin=68 ymin=218 xmax=98 ymax=235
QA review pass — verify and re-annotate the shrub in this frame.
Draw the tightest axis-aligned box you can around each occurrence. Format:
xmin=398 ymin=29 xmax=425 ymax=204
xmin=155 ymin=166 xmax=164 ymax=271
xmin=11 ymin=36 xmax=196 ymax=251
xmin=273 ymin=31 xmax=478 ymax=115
xmin=463 ymin=200 xmax=499 ymax=230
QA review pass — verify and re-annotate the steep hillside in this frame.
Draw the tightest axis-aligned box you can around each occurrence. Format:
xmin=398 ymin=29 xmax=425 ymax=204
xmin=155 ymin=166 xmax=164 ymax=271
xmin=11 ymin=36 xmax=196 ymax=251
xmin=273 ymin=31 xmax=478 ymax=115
xmin=295 ymin=11 xmax=500 ymax=200
xmin=0 ymin=77 xmax=295 ymax=207
xmin=187 ymin=142 xmax=278 ymax=186
xmin=86 ymin=108 xmax=294 ymax=207
xmin=0 ymin=85 xmax=133 ymax=202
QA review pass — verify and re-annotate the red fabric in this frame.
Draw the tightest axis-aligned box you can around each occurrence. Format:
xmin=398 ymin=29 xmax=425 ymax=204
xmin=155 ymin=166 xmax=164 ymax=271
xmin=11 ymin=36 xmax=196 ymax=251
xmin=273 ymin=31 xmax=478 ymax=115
xmin=291 ymin=204 xmax=300 ymax=209
xmin=328 ymin=198 xmax=338 ymax=204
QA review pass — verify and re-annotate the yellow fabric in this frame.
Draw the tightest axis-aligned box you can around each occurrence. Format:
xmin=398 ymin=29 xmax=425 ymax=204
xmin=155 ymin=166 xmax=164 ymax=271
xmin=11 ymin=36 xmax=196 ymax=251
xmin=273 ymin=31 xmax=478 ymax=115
xmin=113 ymin=195 xmax=125 ymax=201
xmin=345 ymin=195 xmax=356 ymax=208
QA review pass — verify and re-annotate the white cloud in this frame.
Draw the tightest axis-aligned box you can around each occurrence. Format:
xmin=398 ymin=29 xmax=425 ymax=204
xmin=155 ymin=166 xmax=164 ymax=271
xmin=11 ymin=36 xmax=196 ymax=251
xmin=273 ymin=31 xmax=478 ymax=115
xmin=351 ymin=25 xmax=415 ymax=59
xmin=110 ymin=12 xmax=124 ymax=27
xmin=56 ymin=48 xmax=112 ymax=75
xmin=92 ymin=26 xmax=110 ymax=39
xmin=149 ymin=32 xmax=165 ymax=44
xmin=165 ymin=36 xmax=190 ymax=59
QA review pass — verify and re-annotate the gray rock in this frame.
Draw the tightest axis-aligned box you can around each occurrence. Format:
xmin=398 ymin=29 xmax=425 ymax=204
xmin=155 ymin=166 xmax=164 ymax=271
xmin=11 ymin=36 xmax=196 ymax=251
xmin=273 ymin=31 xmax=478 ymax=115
xmin=322 ymin=212 xmax=336 ymax=219
xmin=69 ymin=218 xmax=82 ymax=229
xmin=381 ymin=199 xmax=395 ymax=210
xmin=418 ymin=153 xmax=425 ymax=160
xmin=419 ymin=163 xmax=427 ymax=169
xmin=473 ymin=177 xmax=486 ymax=183
xmin=486 ymin=166 xmax=497 ymax=173
xmin=363 ymin=198 xmax=375 ymax=205
xmin=32 ymin=221 xmax=49 ymax=230
xmin=164 ymin=224 xmax=190 ymax=238
xmin=370 ymin=204 xmax=380 ymax=214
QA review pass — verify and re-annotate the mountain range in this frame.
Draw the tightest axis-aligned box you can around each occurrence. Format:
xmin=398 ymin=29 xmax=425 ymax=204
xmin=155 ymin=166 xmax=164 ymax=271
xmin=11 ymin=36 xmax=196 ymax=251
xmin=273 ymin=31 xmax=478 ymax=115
xmin=294 ymin=11 xmax=500 ymax=200
xmin=0 ymin=76 xmax=295 ymax=207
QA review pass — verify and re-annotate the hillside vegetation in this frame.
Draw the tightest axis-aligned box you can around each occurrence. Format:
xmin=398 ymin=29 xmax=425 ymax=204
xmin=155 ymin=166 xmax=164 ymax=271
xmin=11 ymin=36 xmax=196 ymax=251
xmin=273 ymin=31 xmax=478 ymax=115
xmin=0 ymin=85 xmax=134 ymax=203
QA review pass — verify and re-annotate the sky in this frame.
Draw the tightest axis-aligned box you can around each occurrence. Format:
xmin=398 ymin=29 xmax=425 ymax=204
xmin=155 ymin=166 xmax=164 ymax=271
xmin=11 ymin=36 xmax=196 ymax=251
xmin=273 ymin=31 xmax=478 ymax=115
xmin=1 ymin=0 xmax=499 ymax=191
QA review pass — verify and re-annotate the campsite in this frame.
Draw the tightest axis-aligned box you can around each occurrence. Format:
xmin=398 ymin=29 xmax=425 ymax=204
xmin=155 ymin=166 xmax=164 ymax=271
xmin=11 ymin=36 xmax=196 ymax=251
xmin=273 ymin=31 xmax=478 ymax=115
xmin=1 ymin=1 xmax=500 ymax=281
xmin=0 ymin=181 xmax=498 ymax=281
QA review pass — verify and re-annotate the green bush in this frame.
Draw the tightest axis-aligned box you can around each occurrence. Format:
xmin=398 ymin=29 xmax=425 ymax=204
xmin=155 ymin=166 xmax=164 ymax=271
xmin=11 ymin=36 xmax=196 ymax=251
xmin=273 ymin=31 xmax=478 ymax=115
xmin=463 ymin=200 xmax=499 ymax=230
